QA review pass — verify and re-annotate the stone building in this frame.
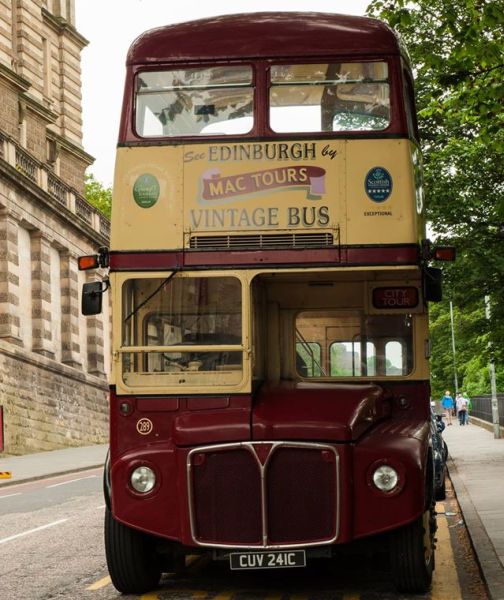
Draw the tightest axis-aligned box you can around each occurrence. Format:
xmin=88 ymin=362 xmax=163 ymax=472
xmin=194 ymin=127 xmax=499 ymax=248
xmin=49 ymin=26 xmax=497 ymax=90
xmin=0 ymin=0 xmax=110 ymax=455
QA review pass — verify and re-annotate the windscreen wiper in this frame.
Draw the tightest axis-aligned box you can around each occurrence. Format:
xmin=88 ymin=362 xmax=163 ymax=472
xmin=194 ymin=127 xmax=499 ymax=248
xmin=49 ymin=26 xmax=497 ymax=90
xmin=124 ymin=271 xmax=178 ymax=323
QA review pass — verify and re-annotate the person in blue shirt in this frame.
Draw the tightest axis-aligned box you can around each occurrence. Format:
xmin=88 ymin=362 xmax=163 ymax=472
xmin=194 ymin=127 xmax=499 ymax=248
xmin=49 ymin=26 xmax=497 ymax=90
xmin=441 ymin=390 xmax=454 ymax=425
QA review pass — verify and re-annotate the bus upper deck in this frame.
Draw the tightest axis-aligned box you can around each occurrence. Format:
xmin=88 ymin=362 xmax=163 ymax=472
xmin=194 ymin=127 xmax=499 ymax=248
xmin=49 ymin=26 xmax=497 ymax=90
xmin=110 ymin=13 xmax=424 ymax=266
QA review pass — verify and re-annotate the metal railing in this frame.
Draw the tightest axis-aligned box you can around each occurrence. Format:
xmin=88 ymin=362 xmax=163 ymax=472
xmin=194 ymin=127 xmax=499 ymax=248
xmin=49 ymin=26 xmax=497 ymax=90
xmin=470 ymin=395 xmax=504 ymax=427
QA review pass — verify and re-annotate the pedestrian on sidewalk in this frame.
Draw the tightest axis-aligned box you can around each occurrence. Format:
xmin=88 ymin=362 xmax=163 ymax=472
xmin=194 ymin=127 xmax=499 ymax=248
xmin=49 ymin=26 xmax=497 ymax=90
xmin=456 ymin=392 xmax=468 ymax=425
xmin=462 ymin=391 xmax=472 ymax=424
xmin=441 ymin=390 xmax=454 ymax=425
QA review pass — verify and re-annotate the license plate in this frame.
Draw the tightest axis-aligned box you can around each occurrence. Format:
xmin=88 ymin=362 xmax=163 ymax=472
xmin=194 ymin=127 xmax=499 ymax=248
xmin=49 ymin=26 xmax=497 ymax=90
xmin=230 ymin=550 xmax=306 ymax=570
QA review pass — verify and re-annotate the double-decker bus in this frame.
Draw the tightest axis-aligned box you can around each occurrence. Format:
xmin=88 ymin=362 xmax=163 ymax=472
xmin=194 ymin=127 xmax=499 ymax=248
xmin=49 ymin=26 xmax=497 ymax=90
xmin=80 ymin=12 xmax=454 ymax=595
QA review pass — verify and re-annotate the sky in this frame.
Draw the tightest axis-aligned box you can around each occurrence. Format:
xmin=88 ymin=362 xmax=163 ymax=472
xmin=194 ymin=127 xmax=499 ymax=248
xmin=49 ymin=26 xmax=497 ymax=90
xmin=75 ymin=0 xmax=371 ymax=188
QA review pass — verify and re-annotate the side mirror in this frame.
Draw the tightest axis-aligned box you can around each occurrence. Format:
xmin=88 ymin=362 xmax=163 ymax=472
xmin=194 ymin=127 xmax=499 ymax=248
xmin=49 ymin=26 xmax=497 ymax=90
xmin=423 ymin=267 xmax=443 ymax=302
xmin=82 ymin=281 xmax=105 ymax=315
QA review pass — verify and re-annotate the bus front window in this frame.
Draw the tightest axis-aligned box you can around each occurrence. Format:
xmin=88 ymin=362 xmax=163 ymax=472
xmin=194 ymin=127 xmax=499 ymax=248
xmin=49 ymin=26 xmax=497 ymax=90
xmin=270 ymin=62 xmax=390 ymax=133
xmin=121 ymin=276 xmax=243 ymax=388
xmin=135 ymin=65 xmax=254 ymax=137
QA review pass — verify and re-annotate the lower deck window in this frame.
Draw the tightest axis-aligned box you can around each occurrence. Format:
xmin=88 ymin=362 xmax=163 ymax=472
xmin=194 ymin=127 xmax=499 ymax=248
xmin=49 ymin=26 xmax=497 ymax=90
xmin=121 ymin=275 xmax=243 ymax=387
xmin=295 ymin=310 xmax=413 ymax=378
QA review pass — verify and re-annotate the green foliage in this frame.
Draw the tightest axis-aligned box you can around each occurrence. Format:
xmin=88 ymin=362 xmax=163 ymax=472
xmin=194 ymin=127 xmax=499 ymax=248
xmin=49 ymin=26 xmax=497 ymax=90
xmin=367 ymin=0 xmax=504 ymax=393
xmin=84 ymin=173 xmax=112 ymax=219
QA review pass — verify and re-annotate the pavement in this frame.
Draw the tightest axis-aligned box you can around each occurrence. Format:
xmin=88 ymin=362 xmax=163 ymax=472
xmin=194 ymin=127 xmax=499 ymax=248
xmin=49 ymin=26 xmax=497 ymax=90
xmin=0 ymin=443 xmax=108 ymax=487
xmin=443 ymin=419 xmax=504 ymax=600
xmin=1 ymin=424 xmax=504 ymax=598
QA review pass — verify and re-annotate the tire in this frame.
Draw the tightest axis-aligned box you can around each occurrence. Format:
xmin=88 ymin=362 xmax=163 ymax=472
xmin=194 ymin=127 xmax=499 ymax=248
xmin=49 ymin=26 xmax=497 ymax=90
xmin=435 ymin=475 xmax=446 ymax=501
xmin=105 ymin=508 xmax=162 ymax=594
xmin=389 ymin=508 xmax=435 ymax=593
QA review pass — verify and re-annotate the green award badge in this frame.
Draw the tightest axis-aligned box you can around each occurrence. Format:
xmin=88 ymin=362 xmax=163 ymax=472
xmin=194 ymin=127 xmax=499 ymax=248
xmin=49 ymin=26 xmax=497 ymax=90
xmin=133 ymin=174 xmax=160 ymax=208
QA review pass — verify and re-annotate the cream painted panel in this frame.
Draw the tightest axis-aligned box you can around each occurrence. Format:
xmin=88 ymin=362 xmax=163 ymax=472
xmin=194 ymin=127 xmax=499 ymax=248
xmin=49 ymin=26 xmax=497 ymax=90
xmin=345 ymin=139 xmax=422 ymax=244
xmin=111 ymin=146 xmax=184 ymax=250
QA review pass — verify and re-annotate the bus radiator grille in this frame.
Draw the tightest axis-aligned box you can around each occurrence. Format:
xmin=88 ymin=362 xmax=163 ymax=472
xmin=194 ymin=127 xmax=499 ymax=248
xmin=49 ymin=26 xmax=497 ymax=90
xmin=189 ymin=443 xmax=338 ymax=547
xmin=191 ymin=448 xmax=263 ymax=545
xmin=267 ymin=447 xmax=337 ymax=544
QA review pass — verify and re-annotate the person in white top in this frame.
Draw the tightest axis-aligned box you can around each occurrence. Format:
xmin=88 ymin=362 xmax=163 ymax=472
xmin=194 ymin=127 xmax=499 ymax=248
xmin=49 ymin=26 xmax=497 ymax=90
xmin=456 ymin=393 xmax=468 ymax=426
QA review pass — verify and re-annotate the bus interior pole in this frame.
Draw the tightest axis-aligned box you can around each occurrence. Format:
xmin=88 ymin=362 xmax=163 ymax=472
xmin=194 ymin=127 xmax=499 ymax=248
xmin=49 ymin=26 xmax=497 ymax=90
xmin=484 ymin=295 xmax=501 ymax=439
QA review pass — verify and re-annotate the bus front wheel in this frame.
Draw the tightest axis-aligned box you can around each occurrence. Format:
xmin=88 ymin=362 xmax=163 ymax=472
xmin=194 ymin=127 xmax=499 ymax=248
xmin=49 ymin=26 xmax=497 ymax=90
xmin=105 ymin=508 xmax=162 ymax=594
xmin=389 ymin=508 xmax=435 ymax=593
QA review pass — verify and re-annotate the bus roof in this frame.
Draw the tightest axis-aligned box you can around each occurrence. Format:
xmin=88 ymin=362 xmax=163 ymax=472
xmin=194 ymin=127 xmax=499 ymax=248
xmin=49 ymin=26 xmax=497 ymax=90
xmin=127 ymin=12 xmax=403 ymax=66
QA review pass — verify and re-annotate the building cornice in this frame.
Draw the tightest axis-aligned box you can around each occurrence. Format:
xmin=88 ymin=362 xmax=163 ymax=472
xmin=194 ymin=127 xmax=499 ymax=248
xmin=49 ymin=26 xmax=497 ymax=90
xmin=21 ymin=92 xmax=58 ymax=125
xmin=46 ymin=129 xmax=95 ymax=167
xmin=42 ymin=8 xmax=89 ymax=48
xmin=0 ymin=62 xmax=30 ymax=93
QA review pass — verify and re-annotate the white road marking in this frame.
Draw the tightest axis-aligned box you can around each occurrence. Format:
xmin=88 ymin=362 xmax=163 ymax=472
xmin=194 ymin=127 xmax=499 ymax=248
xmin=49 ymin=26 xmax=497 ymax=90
xmin=0 ymin=492 xmax=22 ymax=499
xmin=0 ymin=518 xmax=68 ymax=545
xmin=46 ymin=475 xmax=97 ymax=488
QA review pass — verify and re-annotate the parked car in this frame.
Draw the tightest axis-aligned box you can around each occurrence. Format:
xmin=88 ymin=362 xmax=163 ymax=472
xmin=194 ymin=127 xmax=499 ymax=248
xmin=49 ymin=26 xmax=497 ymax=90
xmin=431 ymin=408 xmax=449 ymax=500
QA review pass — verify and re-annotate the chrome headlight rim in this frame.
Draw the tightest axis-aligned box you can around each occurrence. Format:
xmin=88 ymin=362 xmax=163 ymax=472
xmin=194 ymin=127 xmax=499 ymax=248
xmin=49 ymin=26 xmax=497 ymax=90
xmin=367 ymin=459 xmax=405 ymax=496
xmin=129 ymin=464 xmax=157 ymax=494
xmin=372 ymin=464 xmax=399 ymax=492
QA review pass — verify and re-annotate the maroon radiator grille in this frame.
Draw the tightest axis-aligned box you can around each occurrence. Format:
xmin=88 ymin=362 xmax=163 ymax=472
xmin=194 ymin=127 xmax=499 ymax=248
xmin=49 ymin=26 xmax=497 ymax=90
xmin=267 ymin=447 xmax=337 ymax=543
xmin=192 ymin=449 xmax=263 ymax=544
xmin=189 ymin=443 xmax=338 ymax=547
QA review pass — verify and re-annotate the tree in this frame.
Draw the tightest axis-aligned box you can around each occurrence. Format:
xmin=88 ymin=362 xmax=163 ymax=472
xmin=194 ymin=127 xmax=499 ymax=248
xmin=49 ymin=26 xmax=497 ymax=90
xmin=367 ymin=0 xmax=504 ymax=392
xmin=84 ymin=173 xmax=112 ymax=219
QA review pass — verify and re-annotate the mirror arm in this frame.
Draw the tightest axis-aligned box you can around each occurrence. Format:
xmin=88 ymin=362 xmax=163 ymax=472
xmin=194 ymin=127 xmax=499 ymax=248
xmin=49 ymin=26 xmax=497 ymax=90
xmin=84 ymin=278 xmax=110 ymax=298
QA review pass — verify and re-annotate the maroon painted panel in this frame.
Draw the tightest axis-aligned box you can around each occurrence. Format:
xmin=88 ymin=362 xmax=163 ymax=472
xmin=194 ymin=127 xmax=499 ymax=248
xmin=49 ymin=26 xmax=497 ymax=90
xmin=110 ymin=390 xmax=252 ymax=457
xmin=173 ymin=407 xmax=252 ymax=446
xmin=109 ymin=245 xmax=420 ymax=271
xmin=127 ymin=13 xmax=401 ymax=65
xmin=111 ymin=442 xmax=181 ymax=540
xmin=252 ymin=382 xmax=391 ymax=442
xmin=109 ymin=381 xmax=432 ymax=544
xmin=136 ymin=397 xmax=179 ymax=412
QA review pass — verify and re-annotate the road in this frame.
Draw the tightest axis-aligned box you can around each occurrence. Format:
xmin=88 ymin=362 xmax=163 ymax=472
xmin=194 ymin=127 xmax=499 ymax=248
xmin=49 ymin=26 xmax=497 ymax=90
xmin=0 ymin=471 xmax=488 ymax=600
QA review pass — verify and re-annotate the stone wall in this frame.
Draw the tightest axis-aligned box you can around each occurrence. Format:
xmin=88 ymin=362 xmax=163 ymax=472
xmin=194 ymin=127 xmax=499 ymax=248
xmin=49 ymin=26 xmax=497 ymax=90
xmin=0 ymin=339 xmax=108 ymax=453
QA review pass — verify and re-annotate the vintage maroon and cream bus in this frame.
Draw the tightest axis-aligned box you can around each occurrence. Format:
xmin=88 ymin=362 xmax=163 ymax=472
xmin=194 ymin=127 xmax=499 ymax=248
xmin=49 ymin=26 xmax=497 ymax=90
xmin=80 ymin=12 xmax=454 ymax=595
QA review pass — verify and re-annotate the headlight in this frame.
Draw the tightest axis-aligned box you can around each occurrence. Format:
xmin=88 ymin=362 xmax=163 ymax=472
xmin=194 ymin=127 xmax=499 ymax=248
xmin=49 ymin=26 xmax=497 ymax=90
xmin=372 ymin=465 xmax=399 ymax=492
xmin=130 ymin=466 xmax=156 ymax=493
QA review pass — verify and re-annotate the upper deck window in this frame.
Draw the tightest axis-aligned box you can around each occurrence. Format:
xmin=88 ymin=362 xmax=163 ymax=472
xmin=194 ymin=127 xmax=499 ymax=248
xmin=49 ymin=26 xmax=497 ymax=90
xmin=135 ymin=66 xmax=253 ymax=137
xmin=269 ymin=62 xmax=390 ymax=133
